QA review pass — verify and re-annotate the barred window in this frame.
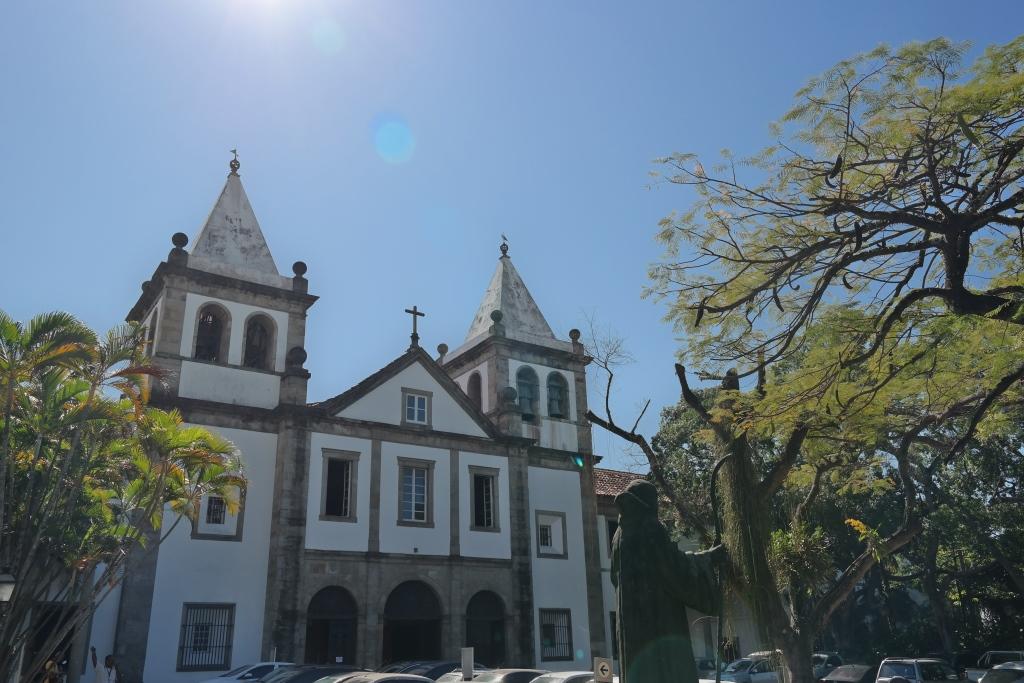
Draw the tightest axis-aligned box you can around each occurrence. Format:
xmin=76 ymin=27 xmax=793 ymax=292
xmin=538 ymin=524 xmax=553 ymax=548
xmin=539 ymin=608 xmax=573 ymax=661
xmin=178 ymin=603 xmax=234 ymax=671
xmin=610 ymin=611 xmax=618 ymax=660
xmin=205 ymin=496 xmax=226 ymax=525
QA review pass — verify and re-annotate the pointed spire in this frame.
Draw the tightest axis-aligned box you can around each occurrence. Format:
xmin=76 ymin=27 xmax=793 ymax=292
xmin=464 ymin=243 xmax=556 ymax=345
xmin=188 ymin=153 xmax=281 ymax=282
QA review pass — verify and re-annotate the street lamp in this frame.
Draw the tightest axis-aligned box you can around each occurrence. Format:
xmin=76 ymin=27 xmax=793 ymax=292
xmin=0 ymin=572 xmax=14 ymax=602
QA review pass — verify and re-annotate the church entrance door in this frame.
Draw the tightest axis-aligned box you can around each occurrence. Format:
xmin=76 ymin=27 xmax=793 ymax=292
xmin=465 ymin=591 xmax=506 ymax=667
xmin=305 ymin=587 xmax=358 ymax=665
xmin=382 ymin=581 xmax=442 ymax=665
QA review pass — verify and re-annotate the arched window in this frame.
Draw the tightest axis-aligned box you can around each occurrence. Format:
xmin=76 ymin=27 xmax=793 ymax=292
xmin=305 ymin=586 xmax=358 ymax=665
xmin=194 ymin=305 xmax=229 ymax=362
xmin=516 ymin=366 xmax=539 ymax=422
xmin=468 ymin=372 xmax=482 ymax=409
xmin=547 ymin=372 xmax=569 ymax=419
xmin=243 ymin=314 xmax=274 ymax=370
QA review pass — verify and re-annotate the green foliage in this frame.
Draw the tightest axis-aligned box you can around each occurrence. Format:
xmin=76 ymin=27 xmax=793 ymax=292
xmin=0 ymin=310 xmax=246 ymax=681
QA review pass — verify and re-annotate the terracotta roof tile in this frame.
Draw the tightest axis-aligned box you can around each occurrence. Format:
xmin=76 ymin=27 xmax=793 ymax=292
xmin=594 ymin=467 xmax=645 ymax=498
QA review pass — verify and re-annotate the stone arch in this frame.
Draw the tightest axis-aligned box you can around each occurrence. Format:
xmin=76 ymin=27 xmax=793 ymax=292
xmin=467 ymin=371 xmax=483 ymax=410
xmin=242 ymin=312 xmax=277 ymax=371
xmin=193 ymin=302 xmax=231 ymax=363
xmin=305 ymin=586 xmax=358 ymax=665
xmin=515 ymin=365 xmax=539 ymax=421
xmin=546 ymin=371 xmax=569 ymax=419
xmin=381 ymin=580 xmax=443 ymax=665
xmin=465 ymin=590 xmax=507 ymax=667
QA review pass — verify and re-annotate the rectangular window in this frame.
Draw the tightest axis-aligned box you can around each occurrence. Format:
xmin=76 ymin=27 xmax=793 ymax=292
xmin=401 ymin=388 xmax=432 ymax=427
xmin=177 ymin=603 xmax=234 ymax=671
xmin=205 ymin=496 xmax=226 ymax=525
xmin=322 ymin=452 xmax=358 ymax=521
xmin=535 ymin=510 xmax=567 ymax=558
xmin=398 ymin=458 xmax=434 ymax=525
xmin=539 ymin=609 xmax=573 ymax=661
xmin=470 ymin=467 xmax=499 ymax=531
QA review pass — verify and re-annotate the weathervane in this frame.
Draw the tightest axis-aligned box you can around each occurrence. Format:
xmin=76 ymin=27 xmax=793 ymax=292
xmin=229 ymin=149 xmax=240 ymax=175
xmin=500 ymin=233 xmax=509 ymax=257
xmin=405 ymin=305 xmax=426 ymax=347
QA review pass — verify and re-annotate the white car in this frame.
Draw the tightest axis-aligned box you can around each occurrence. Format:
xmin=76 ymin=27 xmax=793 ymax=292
xmin=530 ymin=672 xmax=600 ymax=683
xmin=980 ymin=663 xmax=1024 ymax=683
xmin=199 ymin=662 xmax=294 ymax=683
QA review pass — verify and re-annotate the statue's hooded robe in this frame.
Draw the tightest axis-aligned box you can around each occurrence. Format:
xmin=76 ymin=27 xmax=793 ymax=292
xmin=611 ymin=479 xmax=719 ymax=683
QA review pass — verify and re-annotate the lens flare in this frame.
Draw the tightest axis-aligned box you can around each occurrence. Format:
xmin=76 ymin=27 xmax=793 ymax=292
xmin=311 ymin=17 xmax=346 ymax=55
xmin=373 ymin=117 xmax=415 ymax=164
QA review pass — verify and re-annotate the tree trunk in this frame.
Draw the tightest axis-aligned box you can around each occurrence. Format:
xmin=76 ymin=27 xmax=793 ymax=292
xmin=922 ymin=538 xmax=956 ymax=658
xmin=780 ymin=634 xmax=816 ymax=683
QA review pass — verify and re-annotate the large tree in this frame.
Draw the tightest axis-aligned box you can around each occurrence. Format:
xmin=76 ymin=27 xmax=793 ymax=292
xmin=590 ymin=36 xmax=1024 ymax=683
xmin=0 ymin=312 xmax=244 ymax=683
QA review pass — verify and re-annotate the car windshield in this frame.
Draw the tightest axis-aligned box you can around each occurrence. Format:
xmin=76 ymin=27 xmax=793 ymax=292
xmin=223 ymin=666 xmax=253 ymax=677
xmin=920 ymin=663 xmax=959 ymax=681
xmin=881 ymin=663 xmax=918 ymax=680
xmin=257 ymin=669 xmax=299 ymax=683
xmin=726 ymin=660 xmax=753 ymax=673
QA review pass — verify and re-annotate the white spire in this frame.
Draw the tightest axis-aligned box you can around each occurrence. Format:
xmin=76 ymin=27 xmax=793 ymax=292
xmin=188 ymin=156 xmax=285 ymax=286
xmin=464 ymin=246 xmax=557 ymax=345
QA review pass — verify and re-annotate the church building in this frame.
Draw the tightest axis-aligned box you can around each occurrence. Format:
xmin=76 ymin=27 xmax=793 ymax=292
xmin=84 ymin=157 xmax=613 ymax=682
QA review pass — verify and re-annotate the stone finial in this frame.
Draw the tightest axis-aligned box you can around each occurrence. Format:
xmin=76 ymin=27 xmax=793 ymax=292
xmin=499 ymin=238 xmax=509 ymax=257
xmin=569 ymin=327 xmax=585 ymax=355
xmin=169 ymin=232 xmax=189 ymax=266
xmin=292 ymin=261 xmax=309 ymax=293
xmin=569 ymin=328 xmax=581 ymax=342
xmin=286 ymin=346 xmax=308 ymax=369
xmin=499 ymin=386 xmax=518 ymax=408
xmin=436 ymin=343 xmax=448 ymax=362
xmin=229 ymin=149 xmax=240 ymax=176
xmin=489 ymin=309 xmax=505 ymax=337
xmin=490 ymin=310 xmax=503 ymax=323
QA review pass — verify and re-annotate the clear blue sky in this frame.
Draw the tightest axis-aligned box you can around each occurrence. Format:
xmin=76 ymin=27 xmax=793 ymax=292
xmin=2 ymin=1 xmax=1021 ymax=471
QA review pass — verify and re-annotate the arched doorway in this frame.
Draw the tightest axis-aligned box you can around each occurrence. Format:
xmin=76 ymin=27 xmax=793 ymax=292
xmin=305 ymin=587 xmax=358 ymax=665
xmin=382 ymin=581 xmax=442 ymax=665
xmin=465 ymin=591 xmax=506 ymax=667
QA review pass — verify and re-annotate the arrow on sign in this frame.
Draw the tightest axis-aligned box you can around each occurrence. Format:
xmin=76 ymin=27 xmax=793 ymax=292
xmin=594 ymin=656 xmax=614 ymax=683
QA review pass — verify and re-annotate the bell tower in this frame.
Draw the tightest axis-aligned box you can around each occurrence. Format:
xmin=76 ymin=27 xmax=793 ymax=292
xmin=126 ymin=155 xmax=318 ymax=409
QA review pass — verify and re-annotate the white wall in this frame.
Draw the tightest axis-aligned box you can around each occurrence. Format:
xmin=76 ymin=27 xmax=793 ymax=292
xmin=337 ymin=361 xmax=487 ymax=438
xmin=179 ymin=292 xmax=289 ymax=371
xmin=458 ymin=451 xmax=511 ymax=559
xmin=378 ymin=442 xmax=451 ymax=556
xmin=453 ymin=360 xmax=490 ymax=413
xmin=528 ymin=466 xmax=591 ymax=671
xmin=305 ymin=433 xmax=373 ymax=552
xmin=508 ymin=359 xmax=578 ymax=451
xmin=179 ymin=360 xmax=280 ymax=408
xmin=85 ymin=567 xmax=123 ymax=677
xmin=144 ymin=426 xmax=277 ymax=683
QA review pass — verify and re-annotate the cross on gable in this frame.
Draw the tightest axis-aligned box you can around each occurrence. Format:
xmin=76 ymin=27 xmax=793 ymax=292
xmin=404 ymin=305 xmax=426 ymax=347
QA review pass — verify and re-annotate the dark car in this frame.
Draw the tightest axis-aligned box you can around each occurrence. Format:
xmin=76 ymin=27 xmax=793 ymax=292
xmin=981 ymin=663 xmax=1024 ymax=683
xmin=822 ymin=664 xmax=877 ymax=683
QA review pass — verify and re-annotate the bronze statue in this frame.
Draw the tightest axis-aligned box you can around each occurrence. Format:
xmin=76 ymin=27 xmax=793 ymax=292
xmin=611 ymin=479 xmax=723 ymax=683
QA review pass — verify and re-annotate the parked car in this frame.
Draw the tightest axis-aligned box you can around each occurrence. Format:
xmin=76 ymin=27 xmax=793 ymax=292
xmin=257 ymin=665 xmax=366 ymax=683
xmin=980 ymin=663 xmax=1024 ymax=683
xmin=390 ymin=661 xmax=489 ymax=680
xmin=201 ymin=662 xmax=294 ymax=683
xmin=969 ymin=654 xmax=1024 ymax=682
xmin=466 ymin=670 xmax=549 ymax=683
xmin=876 ymin=658 xmax=961 ymax=683
xmin=821 ymin=664 xmax=877 ymax=683
xmin=720 ymin=655 xmax=779 ymax=683
xmin=529 ymin=671 xmax=596 ymax=683
xmin=324 ymin=675 xmax=434 ymax=683
xmin=814 ymin=654 xmax=844 ymax=680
